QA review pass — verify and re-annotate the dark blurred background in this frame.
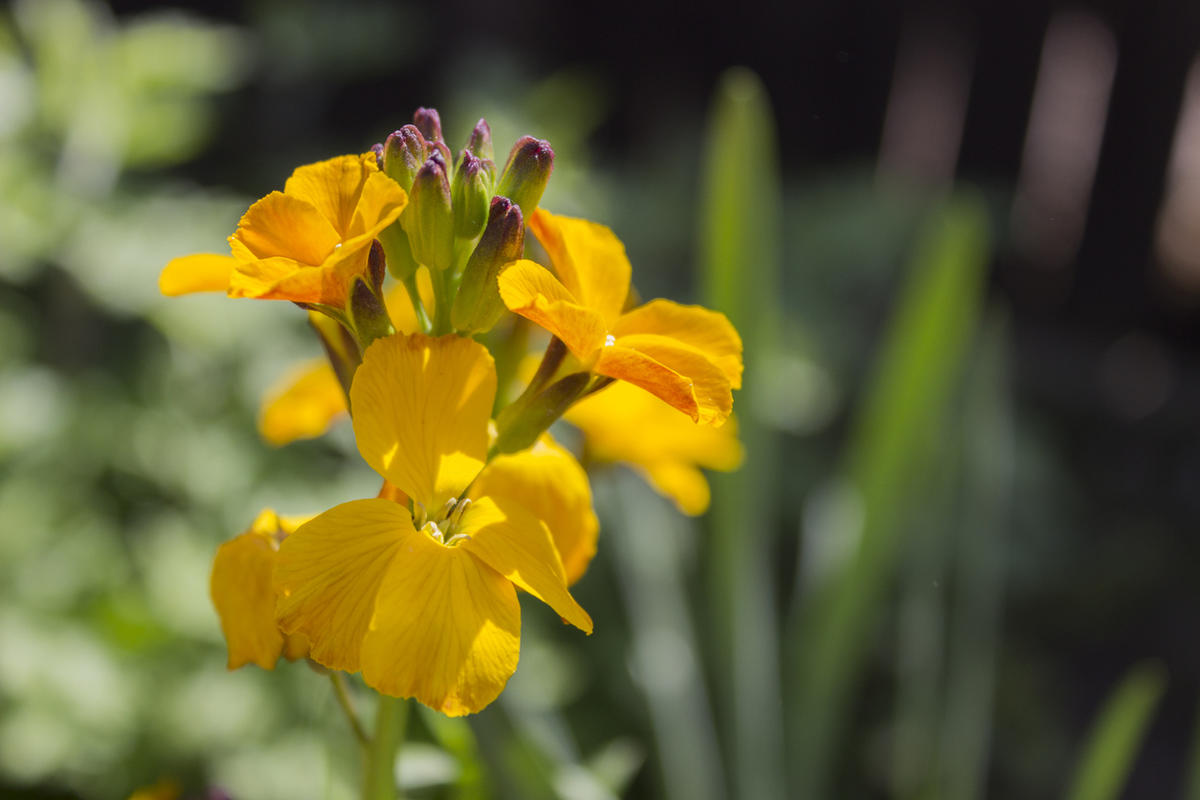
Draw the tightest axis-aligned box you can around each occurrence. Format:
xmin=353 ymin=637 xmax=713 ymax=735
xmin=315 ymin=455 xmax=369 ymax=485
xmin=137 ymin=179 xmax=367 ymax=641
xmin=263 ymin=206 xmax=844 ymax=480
xmin=4 ymin=0 xmax=1200 ymax=798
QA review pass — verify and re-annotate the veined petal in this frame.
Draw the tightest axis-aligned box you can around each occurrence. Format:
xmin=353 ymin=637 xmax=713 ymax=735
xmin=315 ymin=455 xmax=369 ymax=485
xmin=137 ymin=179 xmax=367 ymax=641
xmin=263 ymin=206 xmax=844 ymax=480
xmin=497 ymin=260 xmax=606 ymax=358
xmin=274 ymin=499 xmax=413 ymax=673
xmin=459 ymin=496 xmax=593 ymax=633
xmin=348 ymin=169 xmax=409 ymax=239
xmin=228 ymin=255 xmax=347 ymax=305
xmin=604 ymin=334 xmax=734 ymax=425
xmin=613 ymin=299 xmax=744 ymax=389
xmin=529 ymin=209 xmax=631 ymax=327
xmin=211 ymin=509 xmax=309 ymax=670
xmin=159 ymin=253 xmax=235 ymax=296
xmin=258 ymin=358 xmax=347 ymax=446
xmin=350 ymin=334 xmax=495 ymax=511
xmin=361 ymin=529 xmax=520 ymax=716
xmin=593 ymin=345 xmax=700 ymax=422
xmin=471 ymin=437 xmax=598 ymax=585
xmin=283 ymin=153 xmax=375 ymax=237
xmin=233 ymin=191 xmax=340 ymax=266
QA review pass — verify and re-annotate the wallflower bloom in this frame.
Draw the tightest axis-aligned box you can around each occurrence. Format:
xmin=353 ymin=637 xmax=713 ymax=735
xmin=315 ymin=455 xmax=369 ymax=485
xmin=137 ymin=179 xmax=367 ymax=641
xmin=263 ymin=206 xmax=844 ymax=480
xmin=159 ymin=153 xmax=407 ymax=306
xmin=566 ymin=381 xmax=743 ymax=515
xmin=211 ymin=509 xmax=312 ymax=670
xmin=498 ymin=209 xmax=743 ymax=424
xmin=274 ymin=333 xmax=594 ymax=715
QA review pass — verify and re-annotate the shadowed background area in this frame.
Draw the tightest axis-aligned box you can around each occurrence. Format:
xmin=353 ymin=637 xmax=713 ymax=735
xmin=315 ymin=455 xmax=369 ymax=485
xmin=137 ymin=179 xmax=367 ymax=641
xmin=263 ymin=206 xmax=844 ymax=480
xmin=2 ymin=0 xmax=1200 ymax=798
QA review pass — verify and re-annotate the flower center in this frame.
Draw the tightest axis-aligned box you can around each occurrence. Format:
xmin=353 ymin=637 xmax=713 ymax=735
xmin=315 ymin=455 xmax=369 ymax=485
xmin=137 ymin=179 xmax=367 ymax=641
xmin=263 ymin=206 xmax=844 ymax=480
xmin=418 ymin=497 xmax=472 ymax=546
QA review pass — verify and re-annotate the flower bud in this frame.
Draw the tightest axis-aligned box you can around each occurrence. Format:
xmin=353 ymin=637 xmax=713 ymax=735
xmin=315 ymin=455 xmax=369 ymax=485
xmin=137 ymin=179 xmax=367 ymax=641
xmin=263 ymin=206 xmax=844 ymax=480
xmin=403 ymin=152 xmax=455 ymax=271
xmin=382 ymin=125 xmax=427 ymax=191
xmin=348 ymin=276 xmax=394 ymax=350
xmin=465 ymin=118 xmax=493 ymax=162
xmin=496 ymin=136 xmax=554 ymax=221
xmin=452 ymin=197 xmax=524 ymax=333
xmin=451 ymin=151 xmax=493 ymax=239
xmin=370 ymin=142 xmax=384 ymax=169
xmin=413 ymin=107 xmax=444 ymax=143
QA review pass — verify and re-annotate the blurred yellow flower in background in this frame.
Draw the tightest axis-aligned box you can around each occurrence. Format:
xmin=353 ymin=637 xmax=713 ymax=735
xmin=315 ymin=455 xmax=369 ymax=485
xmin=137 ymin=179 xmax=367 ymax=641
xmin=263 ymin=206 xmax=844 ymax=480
xmin=159 ymin=152 xmax=407 ymax=307
xmin=274 ymin=333 xmax=594 ymax=715
xmin=566 ymin=381 xmax=743 ymax=515
xmin=498 ymin=209 xmax=743 ymax=424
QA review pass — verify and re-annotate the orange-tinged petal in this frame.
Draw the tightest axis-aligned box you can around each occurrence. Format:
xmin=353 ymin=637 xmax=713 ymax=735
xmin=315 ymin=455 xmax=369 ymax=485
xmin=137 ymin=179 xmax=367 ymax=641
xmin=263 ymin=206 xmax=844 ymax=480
xmin=458 ymin=496 xmax=592 ymax=633
xmin=283 ymin=153 xmax=375 ymax=237
xmin=232 ymin=191 xmax=340 ymax=266
xmin=360 ymin=529 xmax=520 ymax=716
xmin=471 ymin=437 xmax=598 ymax=585
xmin=529 ymin=209 xmax=631 ymax=327
xmin=613 ymin=299 xmax=744 ymax=389
xmin=605 ymin=334 xmax=734 ymax=425
xmin=258 ymin=358 xmax=348 ymax=446
xmin=227 ymin=255 xmax=347 ymax=304
xmin=274 ymin=499 xmax=413 ymax=673
xmin=593 ymin=344 xmax=700 ymax=422
xmin=348 ymin=169 xmax=409 ymax=239
xmin=211 ymin=509 xmax=310 ymax=670
xmin=350 ymin=334 xmax=495 ymax=511
xmin=159 ymin=253 xmax=236 ymax=296
xmin=497 ymin=259 xmax=606 ymax=358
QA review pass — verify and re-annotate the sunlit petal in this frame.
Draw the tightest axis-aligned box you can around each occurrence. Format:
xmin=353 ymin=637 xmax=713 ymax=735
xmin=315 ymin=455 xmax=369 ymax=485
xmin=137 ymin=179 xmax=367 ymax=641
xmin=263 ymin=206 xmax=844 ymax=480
xmin=274 ymin=499 xmax=414 ymax=673
xmin=232 ymin=191 xmax=340 ymax=266
xmin=593 ymin=344 xmax=700 ymax=421
xmin=459 ymin=496 xmax=592 ymax=632
xmin=283 ymin=153 xmax=374 ymax=236
xmin=605 ymin=333 xmax=734 ymax=425
xmin=258 ymin=358 xmax=347 ymax=446
xmin=498 ymin=259 xmax=606 ymax=358
xmin=159 ymin=253 xmax=235 ymax=296
xmin=613 ymin=299 xmax=744 ymax=389
xmin=471 ymin=437 xmax=598 ymax=585
xmin=361 ymin=530 xmax=520 ymax=716
xmin=529 ymin=209 xmax=631 ymax=327
xmin=350 ymin=334 xmax=495 ymax=510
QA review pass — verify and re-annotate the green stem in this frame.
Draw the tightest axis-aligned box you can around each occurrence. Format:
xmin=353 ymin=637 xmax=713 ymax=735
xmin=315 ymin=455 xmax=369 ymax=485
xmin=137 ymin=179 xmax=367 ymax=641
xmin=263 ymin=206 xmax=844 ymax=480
xmin=430 ymin=267 xmax=455 ymax=335
xmin=363 ymin=694 xmax=408 ymax=800
xmin=402 ymin=273 xmax=433 ymax=335
xmin=329 ymin=673 xmax=369 ymax=748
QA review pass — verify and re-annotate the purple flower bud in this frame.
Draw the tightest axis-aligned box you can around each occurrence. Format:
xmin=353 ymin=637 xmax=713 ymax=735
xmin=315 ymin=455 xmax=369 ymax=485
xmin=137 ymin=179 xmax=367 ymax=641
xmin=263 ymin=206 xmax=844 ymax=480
xmin=451 ymin=150 xmax=493 ymax=239
xmin=465 ymin=118 xmax=493 ymax=162
xmin=403 ymin=154 xmax=455 ymax=271
xmin=496 ymin=136 xmax=554 ymax=221
xmin=452 ymin=196 xmax=525 ymax=333
xmin=383 ymin=125 xmax=427 ymax=190
xmin=413 ymin=107 xmax=444 ymax=143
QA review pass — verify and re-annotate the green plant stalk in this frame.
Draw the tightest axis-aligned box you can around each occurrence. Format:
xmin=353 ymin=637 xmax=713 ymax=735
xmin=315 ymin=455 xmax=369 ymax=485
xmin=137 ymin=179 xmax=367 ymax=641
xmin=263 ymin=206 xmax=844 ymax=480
xmin=363 ymin=694 xmax=408 ymax=800
xmin=1065 ymin=661 xmax=1166 ymax=800
xmin=330 ymin=673 xmax=369 ymax=748
xmin=402 ymin=272 xmax=433 ymax=335
xmin=700 ymin=66 xmax=785 ymax=800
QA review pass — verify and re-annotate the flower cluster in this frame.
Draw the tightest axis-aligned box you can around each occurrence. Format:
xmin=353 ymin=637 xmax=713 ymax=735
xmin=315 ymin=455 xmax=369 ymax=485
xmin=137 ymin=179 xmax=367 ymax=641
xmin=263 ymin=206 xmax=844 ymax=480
xmin=164 ymin=108 xmax=743 ymax=715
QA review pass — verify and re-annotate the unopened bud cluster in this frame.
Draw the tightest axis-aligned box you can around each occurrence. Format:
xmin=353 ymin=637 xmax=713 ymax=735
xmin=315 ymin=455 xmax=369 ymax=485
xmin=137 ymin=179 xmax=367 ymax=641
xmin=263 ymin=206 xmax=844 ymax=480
xmin=371 ymin=108 xmax=554 ymax=337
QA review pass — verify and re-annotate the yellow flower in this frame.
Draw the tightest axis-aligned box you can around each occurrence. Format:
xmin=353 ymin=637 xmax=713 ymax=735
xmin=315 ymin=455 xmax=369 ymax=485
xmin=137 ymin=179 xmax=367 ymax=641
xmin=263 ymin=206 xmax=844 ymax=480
xmin=257 ymin=273 xmax=434 ymax=446
xmin=210 ymin=509 xmax=312 ymax=670
xmin=274 ymin=333 xmax=594 ymax=716
xmin=566 ymin=381 xmax=743 ymax=515
xmin=498 ymin=209 xmax=743 ymax=425
xmin=159 ymin=153 xmax=407 ymax=306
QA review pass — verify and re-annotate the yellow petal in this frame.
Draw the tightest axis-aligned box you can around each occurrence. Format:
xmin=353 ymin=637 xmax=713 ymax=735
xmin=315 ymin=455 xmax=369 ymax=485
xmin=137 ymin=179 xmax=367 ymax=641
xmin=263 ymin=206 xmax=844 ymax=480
xmin=283 ymin=153 xmax=375 ymax=237
xmin=360 ymin=528 xmax=520 ymax=716
xmin=227 ymin=255 xmax=343 ymax=304
xmin=459 ymin=496 xmax=592 ymax=632
xmin=592 ymin=344 xmax=700 ymax=421
xmin=471 ymin=437 xmax=598 ymax=585
xmin=497 ymin=259 xmax=606 ymax=359
xmin=232 ymin=191 xmax=341 ymax=266
xmin=348 ymin=169 xmax=409 ymax=239
xmin=529 ymin=209 xmax=631 ymax=327
xmin=274 ymin=499 xmax=413 ymax=673
xmin=258 ymin=358 xmax=348 ymax=446
xmin=613 ymin=299 xmax=744 ymax=389
xmin=350 ymin=333 xmax=495 ymax=511
xmin=603 ymin=334 xmax=734 ymax=425
xmin=211 ymin=509 xmax=294 ymax=670
xmin=159 ymin=253 xmax=236 ymax=296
